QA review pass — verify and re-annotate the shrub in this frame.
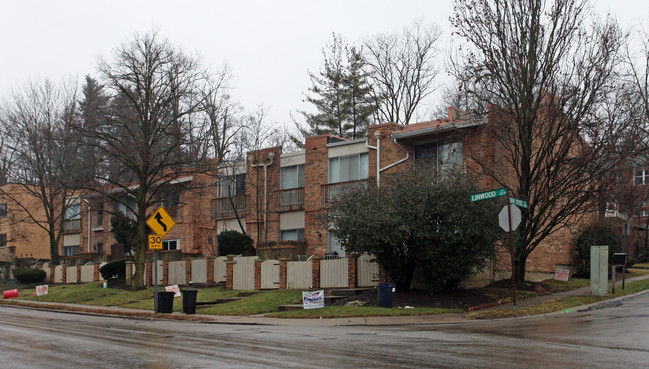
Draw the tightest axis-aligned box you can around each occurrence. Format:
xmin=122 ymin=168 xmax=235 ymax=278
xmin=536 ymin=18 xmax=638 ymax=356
xmin=575 ymin=221 xmax=622 ymax=275
xmin=217 ymin=230 xmax=255 ymax=256
xmin=12 ymin=268 xmax=46 ymax=283
xmin=99 ymin=259 xmax=129 ymax=280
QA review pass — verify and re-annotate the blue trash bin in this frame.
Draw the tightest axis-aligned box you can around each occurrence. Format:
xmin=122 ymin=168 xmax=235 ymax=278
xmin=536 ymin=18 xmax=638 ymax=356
xmin=377 ymin=283 xmax=396 ymax=308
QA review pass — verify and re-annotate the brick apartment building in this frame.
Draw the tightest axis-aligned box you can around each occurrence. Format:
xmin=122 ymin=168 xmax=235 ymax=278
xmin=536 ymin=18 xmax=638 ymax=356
xmin=2 ymin=106 xmax=593 ymax=282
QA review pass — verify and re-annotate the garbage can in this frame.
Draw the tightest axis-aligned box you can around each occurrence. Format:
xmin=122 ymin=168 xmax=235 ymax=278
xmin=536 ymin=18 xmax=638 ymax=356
xmin=182 ymin=289 xmax=198 ymax=314
xmin=157 ymin=291 xmax=175 ymax=313
xmin=377 ymin=283 xmax=395 ymax=308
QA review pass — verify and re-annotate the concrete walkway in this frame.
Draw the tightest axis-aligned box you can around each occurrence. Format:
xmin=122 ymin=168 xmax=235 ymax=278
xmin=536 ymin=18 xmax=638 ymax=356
xmin=3 ymin=273 xmax=649 ymax=326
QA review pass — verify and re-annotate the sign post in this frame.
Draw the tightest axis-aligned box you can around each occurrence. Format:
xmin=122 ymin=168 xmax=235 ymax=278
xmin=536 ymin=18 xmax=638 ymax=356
xmin=147 ymin=207 xmax=176 ymax=313
xmin=471 ymin=186 xmax=526 ymax=311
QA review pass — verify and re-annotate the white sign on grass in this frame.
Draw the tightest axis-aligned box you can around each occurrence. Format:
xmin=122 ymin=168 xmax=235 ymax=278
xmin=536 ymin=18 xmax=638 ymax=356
xmin=165 ymin=284 xmax=181 ymax=298
xmin=302 ymin=290 xmax=324 ymax=309
xmin=35 ymin=285 xmax=48 ymax=296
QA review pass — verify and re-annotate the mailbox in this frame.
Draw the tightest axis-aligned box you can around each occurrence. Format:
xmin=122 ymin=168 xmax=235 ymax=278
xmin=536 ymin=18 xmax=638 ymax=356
xmin=613 ymin=253 xmax=628 ymax=266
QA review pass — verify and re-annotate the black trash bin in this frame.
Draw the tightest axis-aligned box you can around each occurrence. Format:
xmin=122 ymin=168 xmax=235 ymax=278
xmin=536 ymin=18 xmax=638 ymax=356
xmin=182 ymin=289 xmax=198 ymax=314
xmin=377 ymin=283 xmax=396 ymax=308
xmin=157 ymin=291 xmax=175 ymax=313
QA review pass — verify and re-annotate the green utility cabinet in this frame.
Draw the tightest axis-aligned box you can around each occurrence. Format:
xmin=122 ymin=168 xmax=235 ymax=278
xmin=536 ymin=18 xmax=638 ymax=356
xmin=590 ymin=245 xmax=609 ymax=296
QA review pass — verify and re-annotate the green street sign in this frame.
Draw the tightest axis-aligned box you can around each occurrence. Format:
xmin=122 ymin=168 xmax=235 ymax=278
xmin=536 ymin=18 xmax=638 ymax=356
xmin=471 ymin=188 xmax=507 ymax=202
xmin=509 ymin=197 xmax=528 ymax=209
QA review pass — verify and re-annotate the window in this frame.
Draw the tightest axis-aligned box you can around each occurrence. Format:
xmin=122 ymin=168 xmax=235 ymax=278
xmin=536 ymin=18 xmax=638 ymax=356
xmin=414 ymin=141 xmax=462 ymax=172
xmin=163 ymin=239 xmax=179 ymax=251
xmin=280 ymin=164 xmax=305 ymax=190
xmin=161 ymin=192 xmax=181 ymax=208
xmin=63 ymin=245 xmax=80 ymax=257
xmin=94 ymin=203 xmax=104 ymax=228
xmin=636 ymin=201 xmax=649 ymax=217
xmin=0 ymin=233 xmax=6 ymax=247
xmin=95 ymin=242 xmax=103 ymax=255
xmin=0 ymin=203 xmax=6 ymax=217
xmin=64 ymin=203 xmax=81 ymax=221
xmin=634 ymin=169 xmax=649 ymax=185
xmin=280 ymin=229 xmax=305 ymax=242
xmin=218 ymin=174 xmax=246 ymax=198
xmin=116 ymin=197 xmax=136 ymax=220
xmin=327 ymin=232 xmax=345 ymax=257
xmin=328 ymin=153 xmax=369 ymax=184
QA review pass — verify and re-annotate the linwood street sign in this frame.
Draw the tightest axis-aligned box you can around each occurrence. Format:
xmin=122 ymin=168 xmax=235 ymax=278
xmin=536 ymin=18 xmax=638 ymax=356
xmin=146 ymin=207 xmax=176 ymax=237
xmin=470 ymin=188 xmax=507 ymax=202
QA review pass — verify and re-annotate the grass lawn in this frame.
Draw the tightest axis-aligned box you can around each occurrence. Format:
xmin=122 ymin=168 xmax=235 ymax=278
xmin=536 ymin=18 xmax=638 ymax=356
xmin=3 ymin=270 xmax=649 ymax=319
xmin=467 ymin=275 xmax=649 ymax=319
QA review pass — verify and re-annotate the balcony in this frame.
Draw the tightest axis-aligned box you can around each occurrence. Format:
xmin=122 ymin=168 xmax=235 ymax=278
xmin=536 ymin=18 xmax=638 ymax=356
xmin=63 ymin=219 xmax=81 ymax=232
xmin=274 ymin=187 xmax=305 ymax=212
xmin=321 ymin=179 xmax=372 ymax=208
xmin=212 ymin=195 xmax=247 ymax=219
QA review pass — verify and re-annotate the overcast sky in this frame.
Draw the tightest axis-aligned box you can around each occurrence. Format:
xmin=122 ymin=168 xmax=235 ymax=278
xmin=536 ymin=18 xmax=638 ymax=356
xmin=0 ymin=0 xmax=644 ymax=128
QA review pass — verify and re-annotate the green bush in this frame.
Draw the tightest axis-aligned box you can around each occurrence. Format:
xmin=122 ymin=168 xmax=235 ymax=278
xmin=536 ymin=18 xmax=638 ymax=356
xmin=217 ymin=230 xmax=255 ymax=256
xmin=12 ymin=268 xmax=46 ymax=283
xmin=575 ymin=221 xmax=622 ymax=275
xmin=99 ymin=259 xmax=129 ymax=280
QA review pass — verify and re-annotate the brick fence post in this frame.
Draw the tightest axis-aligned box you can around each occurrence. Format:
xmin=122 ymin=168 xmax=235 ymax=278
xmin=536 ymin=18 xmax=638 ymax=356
xmin=225 ymin=255 xmax=235 ymax=290
xmin=162 ymin=260 xmax=169 ymax=286
xmin=279 ymin=259 xmax=288 ymax=289
xmin=94 ymin=263 xmax=100 ymax=282
xmin=145 ymin=261 xmax=153 ymax=287
xmin=207 ymin=257 xmax=215 ymax=284
xmin=76 ymin=264 xmax=82 ymax=284
xmin=125 ymin=261 xmax=134 ymax=286
xmin=50 ymin=265 xmax=55 ymax=283
xmin=312 ymin=257 xmax=321 ymax=289
xmin=185 ymin=258 xmax=192 ymax=285
xmin=61 ymin=265 xmax=67 ymax=285
xmin=254 ymin=260 xmax=262 ymax=290
xmin=348 ymin=256 xmax=357 ymax=289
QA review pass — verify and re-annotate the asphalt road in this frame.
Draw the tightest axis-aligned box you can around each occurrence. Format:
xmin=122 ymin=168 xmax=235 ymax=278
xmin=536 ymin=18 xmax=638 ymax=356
xmin=1 ymin=292 xmax=648 ymax=368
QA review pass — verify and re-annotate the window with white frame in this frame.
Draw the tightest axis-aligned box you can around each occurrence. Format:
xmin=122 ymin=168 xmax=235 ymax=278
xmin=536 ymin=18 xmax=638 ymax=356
xmin=328 ymin=153 xmax=369 ymax=184
xmin=280 ymin=229 xmax=305 ymax=241
xmin=634 ymin=169 xmax=649 ymax=185
xmin=280 ymin=164 xmax=305 ymax=190
xmin=414 ymin=141 xmax=462 ymax=173
xmin=636 ymin=201 xmax=649 ymax=217
xmin=64 ymin=203 xmax=81 ymax=221
xmin=163 ymin=239 xmax=179 ymax=251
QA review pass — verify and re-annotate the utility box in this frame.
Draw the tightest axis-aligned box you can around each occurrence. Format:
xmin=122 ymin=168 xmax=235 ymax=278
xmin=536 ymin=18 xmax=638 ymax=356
xmin=591 ymin=246 xmax=609 ymax=296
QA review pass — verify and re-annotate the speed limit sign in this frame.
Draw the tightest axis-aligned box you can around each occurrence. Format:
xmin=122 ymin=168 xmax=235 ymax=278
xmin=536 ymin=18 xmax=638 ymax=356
xmin=148 ymin=234 xmax=163 ymax=250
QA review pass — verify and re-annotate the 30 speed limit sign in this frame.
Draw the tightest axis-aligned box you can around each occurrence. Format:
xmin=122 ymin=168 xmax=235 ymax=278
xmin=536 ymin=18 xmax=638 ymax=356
xmin=148 ymin=235 xmax=163 ymax=250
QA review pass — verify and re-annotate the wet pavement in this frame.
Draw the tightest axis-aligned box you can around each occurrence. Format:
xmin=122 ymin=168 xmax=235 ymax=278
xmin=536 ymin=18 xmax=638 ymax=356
xmin=2 ymin=290 xmax=649 ymax=368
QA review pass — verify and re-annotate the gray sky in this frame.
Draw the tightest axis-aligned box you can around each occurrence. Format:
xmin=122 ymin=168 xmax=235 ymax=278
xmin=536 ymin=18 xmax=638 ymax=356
xmin=0 ymin=0 xmax=644 ymax=127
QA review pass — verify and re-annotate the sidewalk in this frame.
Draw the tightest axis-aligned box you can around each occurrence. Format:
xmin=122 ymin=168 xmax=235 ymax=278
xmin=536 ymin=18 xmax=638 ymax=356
xmin=3 ymin=273 xmax=649 ymax=326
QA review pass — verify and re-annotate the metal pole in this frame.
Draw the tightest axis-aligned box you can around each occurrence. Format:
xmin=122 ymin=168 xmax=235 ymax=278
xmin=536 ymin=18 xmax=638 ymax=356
xmin=154 ymin=249 xmax=158 ymax=313
xmin=507 ymin=187 xmax=517 ymax=311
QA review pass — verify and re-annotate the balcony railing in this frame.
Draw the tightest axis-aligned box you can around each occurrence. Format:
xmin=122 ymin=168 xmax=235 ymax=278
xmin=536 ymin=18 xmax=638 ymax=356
xmin=212 ymin=195 xmax=247 ymax=219
xmin=321 ymin=179 xmax=372 ymax=208
xmin=63 ymin=219 xmax=81 ymax=232
xmin=274 ymin=187 xmax=305 ymax=212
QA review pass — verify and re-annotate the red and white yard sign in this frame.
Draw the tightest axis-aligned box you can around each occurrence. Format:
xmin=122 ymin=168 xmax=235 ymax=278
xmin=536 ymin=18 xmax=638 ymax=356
xmin=554 ymin=269 xmax=570 ymax=282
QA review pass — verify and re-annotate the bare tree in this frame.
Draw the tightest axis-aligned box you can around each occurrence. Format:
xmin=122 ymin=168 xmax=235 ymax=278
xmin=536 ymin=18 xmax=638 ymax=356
xmin=450 ymin=0 xmax=630 ymax=281
xmin=86 ymin=31 xmax=208 ymax=289
xmin=0 ymin=79 xmax=84 ymax=264
xmin=364 ymin=20 xmax=441 ymax=125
